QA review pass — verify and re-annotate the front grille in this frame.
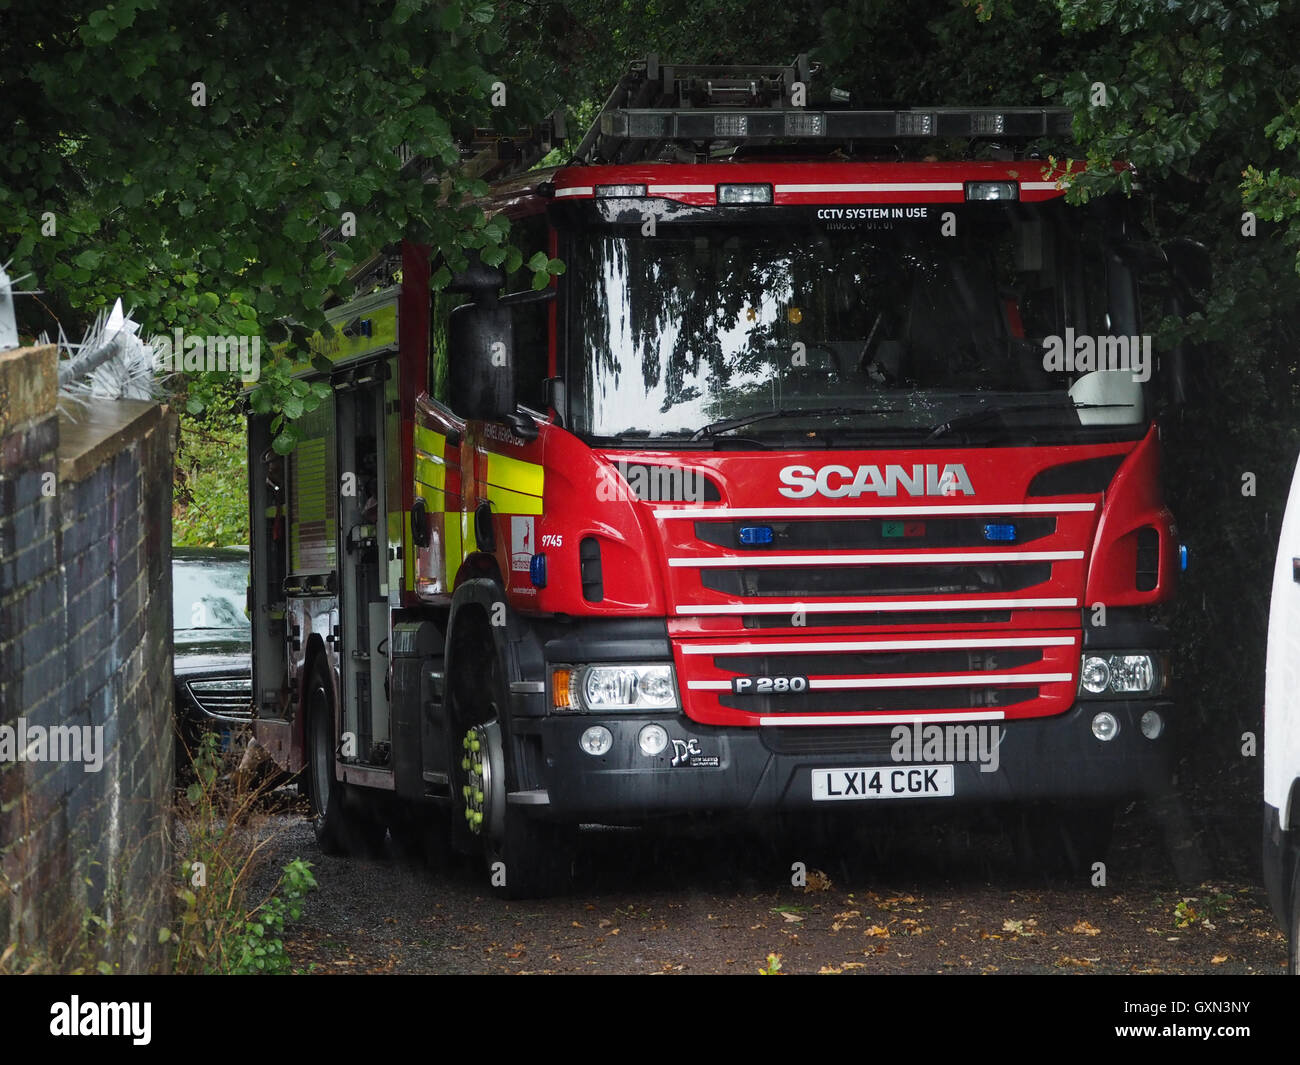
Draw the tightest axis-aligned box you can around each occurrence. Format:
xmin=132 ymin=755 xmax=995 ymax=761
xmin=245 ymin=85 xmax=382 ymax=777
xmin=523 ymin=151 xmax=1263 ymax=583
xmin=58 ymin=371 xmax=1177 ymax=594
xmin=760 ymin=725 xmax=899 ymax=757
xmin=715 ymin=648 xmax=1042 ymax=676
xmin=187 ymin=678 xmax=253 ymax=718
xmin=718 ymin=685 xmax=1037 ymax=713
xmin=695 ymin=516 xmax=1056 ymax=550
xmin=742 ymin=610 xmax=1015 ymax=628
xmin=703 ymin=562 xmax=1052 ymax=598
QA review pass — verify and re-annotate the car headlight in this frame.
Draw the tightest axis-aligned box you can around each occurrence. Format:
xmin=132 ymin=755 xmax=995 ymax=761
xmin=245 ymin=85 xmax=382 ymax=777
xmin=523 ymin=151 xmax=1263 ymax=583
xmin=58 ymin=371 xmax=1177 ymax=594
xmin=1078 ymin=653 xmax=1164 ymax=696
xmin=553 ymin=664 xmax=679 ymax=712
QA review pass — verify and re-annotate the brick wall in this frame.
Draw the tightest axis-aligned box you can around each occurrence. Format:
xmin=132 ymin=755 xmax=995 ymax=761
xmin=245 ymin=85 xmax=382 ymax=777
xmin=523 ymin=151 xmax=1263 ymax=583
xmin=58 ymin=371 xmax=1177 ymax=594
xmin=0 ymin=343 xmax=176 ymax=972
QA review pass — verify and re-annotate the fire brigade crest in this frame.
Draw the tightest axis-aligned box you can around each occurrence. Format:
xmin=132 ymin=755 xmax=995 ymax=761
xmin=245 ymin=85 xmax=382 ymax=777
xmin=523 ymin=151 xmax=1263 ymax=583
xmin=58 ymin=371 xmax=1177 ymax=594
xmin=510 ymin=516 xmax=534 ymax=573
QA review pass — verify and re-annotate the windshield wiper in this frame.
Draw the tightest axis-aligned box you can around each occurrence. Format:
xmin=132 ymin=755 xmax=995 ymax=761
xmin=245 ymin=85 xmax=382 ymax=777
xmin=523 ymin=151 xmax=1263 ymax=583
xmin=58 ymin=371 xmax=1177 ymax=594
xmin=925 ymin=402 xmax=1133 ymax=441
xmin=689 ymin=407 xmax=894 ymax=441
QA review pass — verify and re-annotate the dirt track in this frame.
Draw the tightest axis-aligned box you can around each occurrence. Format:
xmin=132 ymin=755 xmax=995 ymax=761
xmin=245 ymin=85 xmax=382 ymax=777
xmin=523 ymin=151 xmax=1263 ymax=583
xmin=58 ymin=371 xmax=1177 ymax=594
xmin=249 ymin=766 xmax=1288 ymax=975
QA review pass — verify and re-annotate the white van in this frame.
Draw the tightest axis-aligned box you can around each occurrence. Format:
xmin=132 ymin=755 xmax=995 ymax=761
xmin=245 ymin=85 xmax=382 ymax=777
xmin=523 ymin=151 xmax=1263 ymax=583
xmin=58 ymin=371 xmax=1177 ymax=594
xmin=1264 ymin=456 xmax=1300 ymax=973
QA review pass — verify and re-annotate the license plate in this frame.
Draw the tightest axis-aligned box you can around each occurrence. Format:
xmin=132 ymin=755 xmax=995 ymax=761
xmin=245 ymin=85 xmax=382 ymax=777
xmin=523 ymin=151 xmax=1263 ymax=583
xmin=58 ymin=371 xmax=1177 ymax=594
xmin=811 ymin=764 xmax=955 ymax=801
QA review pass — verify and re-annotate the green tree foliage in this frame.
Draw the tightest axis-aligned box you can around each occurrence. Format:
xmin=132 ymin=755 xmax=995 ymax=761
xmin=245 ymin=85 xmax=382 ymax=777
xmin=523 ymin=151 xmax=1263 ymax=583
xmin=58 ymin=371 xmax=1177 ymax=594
xmin=1 ymin=0 xmax=556 ymax=453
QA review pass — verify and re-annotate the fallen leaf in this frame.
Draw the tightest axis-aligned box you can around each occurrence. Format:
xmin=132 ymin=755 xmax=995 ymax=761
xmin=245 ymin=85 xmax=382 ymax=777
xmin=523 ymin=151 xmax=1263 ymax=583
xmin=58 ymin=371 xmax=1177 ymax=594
xmin=1211 ymin=955 xmax=1228 ymax=964
xmin=864 ymin=924 xmax=891 ymax=937
xmin=1070 ymin=920 xmax=1100 ymax=936
xmin=782 ymin=912 xmax=805 ymax=923
xmin=805 ymin=869 xmax=833 ymax=892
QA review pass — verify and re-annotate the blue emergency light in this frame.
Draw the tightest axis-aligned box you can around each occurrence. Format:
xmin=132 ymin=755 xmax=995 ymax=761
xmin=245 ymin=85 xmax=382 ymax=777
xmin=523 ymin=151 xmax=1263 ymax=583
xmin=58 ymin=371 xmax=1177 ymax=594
xmin=530 ymin=553 xmax=547 ymax=588
xmin=739 ymin=526 xmax=774 ymax=545
xmin=983 ymin=523 xmax=1017 ymax=542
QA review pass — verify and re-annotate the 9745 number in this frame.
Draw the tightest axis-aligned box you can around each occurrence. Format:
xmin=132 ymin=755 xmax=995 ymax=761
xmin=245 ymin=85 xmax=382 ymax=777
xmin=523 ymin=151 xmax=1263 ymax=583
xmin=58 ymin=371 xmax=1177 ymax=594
xmin=731 ymin=675 xmax=810 ymax=695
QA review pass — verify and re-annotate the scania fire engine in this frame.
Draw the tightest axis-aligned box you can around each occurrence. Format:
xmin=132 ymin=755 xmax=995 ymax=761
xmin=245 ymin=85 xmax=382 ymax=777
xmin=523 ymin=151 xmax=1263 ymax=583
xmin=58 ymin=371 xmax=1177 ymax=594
xmin=249 ymin=57 xmax=1189 ymax=896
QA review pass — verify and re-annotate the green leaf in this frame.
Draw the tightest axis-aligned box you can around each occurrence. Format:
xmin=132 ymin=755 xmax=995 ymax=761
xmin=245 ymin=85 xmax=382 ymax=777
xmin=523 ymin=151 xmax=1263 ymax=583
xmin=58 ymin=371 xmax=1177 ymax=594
xmin=323 ymin=190 xmax=341 ymax=210
xmin=272 ymin=432 xmax=296 ymax=455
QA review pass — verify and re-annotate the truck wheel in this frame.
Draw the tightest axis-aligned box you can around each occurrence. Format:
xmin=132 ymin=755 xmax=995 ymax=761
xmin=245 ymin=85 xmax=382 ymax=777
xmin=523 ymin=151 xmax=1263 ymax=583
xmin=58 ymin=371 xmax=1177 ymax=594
xmin=1012 ymin=802 xmax=1114 ymax=879
xmin=453 ymin=653 xmax=573 ymax=899
xmin=305 ymin=655 xmax=386 ymax=857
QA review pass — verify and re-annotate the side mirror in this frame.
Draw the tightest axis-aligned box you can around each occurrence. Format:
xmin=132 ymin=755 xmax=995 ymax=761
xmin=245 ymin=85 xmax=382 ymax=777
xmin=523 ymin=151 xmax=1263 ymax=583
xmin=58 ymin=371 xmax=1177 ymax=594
xmin=448 ymin=299 xmax=515 ymax=422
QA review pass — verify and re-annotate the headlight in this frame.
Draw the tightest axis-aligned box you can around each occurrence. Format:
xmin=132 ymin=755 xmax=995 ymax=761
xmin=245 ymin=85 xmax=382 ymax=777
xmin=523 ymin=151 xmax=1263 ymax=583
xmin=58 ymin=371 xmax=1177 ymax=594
xmin=1078 ymin=653 xmax=1163 ymax=696
xmin=561 ymin=664 xmax=679 ymax=712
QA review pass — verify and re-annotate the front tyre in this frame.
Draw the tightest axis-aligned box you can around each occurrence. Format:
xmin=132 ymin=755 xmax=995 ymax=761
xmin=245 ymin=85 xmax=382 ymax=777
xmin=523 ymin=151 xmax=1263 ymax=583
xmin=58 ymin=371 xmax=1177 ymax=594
xmin=455 ymin=662 xmax=574 ymax=899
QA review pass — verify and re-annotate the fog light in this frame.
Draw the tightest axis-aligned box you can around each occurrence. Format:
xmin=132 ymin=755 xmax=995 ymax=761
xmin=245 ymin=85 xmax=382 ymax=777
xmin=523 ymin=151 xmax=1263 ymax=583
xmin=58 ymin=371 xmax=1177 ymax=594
xmin=580 ymin=726 xmax=613 ymax=756
xmin=638 ymin=724 xmax=669 ymax=757
xmin=1140 ymin=710 xmax=1164 ymax=739
xmin=1091 ymin=712 xmax=1119 ymax=742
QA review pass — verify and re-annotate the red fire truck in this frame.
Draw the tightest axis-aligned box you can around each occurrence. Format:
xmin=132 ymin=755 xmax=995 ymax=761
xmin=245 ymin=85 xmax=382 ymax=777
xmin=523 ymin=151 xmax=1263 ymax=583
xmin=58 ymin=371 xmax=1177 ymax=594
xmin=249 ymin=57 xmax=1189 ymax=896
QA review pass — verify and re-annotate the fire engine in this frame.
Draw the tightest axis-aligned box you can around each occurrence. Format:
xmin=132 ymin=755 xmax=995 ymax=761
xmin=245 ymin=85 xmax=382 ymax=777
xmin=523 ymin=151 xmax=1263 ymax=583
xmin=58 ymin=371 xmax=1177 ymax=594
xmin=248 ymin=57 xmax=1194 ymax=896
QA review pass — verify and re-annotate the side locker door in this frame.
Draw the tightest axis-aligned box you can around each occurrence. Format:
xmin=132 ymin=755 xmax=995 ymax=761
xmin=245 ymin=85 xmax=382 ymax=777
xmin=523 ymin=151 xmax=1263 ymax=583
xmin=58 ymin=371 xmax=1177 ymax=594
xmin=335 ymin=365 xmax=395 ymax=770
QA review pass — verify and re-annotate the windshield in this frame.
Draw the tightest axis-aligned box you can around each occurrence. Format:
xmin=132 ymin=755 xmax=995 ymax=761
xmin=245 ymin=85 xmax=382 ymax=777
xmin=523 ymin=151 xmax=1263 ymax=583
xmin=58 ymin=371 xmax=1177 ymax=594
xmin=173 ymin=557 xmax=250 ymax=640
xmin=564 ymin=201 xmax=1145 ymax=443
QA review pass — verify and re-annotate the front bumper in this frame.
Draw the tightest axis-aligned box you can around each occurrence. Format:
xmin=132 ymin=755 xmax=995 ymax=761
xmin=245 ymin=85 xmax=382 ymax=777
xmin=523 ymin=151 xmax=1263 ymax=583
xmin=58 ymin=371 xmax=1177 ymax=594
xmin=524 ymin=700 xmax=1173 ymax=820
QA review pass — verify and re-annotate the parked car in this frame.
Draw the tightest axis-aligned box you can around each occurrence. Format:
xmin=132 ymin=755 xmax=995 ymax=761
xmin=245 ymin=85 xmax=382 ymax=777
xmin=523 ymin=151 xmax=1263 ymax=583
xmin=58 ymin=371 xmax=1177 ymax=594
xmin=173 ymin=547 xmax=253 ymax=770
xmin=1264 ymin=458 xmax=1300 ymax=974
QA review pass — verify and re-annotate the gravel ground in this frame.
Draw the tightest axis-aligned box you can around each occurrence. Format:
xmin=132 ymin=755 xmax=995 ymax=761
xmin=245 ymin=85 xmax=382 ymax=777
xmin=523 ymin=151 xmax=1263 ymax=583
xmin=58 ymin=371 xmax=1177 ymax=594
xmin=241 ymin=762 xmax=1288 ymax=975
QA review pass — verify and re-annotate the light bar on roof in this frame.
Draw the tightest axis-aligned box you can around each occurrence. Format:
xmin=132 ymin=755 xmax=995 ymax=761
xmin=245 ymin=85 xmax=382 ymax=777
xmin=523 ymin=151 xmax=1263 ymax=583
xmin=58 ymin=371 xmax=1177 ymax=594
xmin=897 ymin=111 xmax=934 ymax=136
xmin=784 ymin=111 xmax=825 ymax=137
xmin=714 ymin=113 xmax=749 ymax=137
xmin=596 ymin=107 xmax=1072 ymax=143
